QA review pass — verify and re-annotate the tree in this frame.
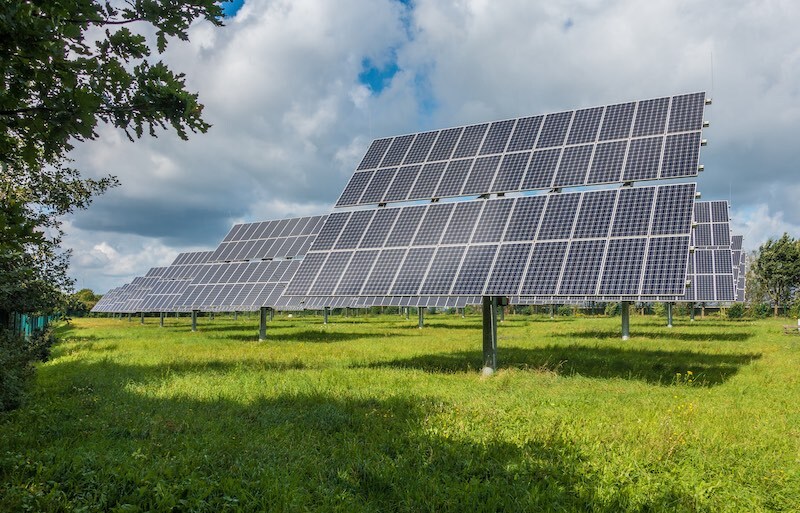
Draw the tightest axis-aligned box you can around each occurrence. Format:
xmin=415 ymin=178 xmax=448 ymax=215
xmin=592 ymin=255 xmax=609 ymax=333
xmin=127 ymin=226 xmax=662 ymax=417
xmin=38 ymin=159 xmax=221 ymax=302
xmin=0 ymin=1 xmax=223 ymax=410
xmin=0 ymin=0 xmax=223 ymax=324
xmin=752 ymin=234 xmax=800 ymax=317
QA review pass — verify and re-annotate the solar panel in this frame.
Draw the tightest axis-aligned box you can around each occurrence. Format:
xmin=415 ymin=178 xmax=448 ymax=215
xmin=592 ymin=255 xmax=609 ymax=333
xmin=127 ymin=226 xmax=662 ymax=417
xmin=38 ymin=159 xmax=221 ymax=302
xmin=210 ymin=215 xmax=325 ymax=262
xmin=287 ymin=183 xmax=696 ymax=301
xmin=138 ymin=251 xmax=214 ymax=312
xmin=516 ymin=200 xmax=737 ymax=305
xmin=144 ymin=216 xmax=324 ymax=312
xmin=337 ymin=92 xmax=706 ymax=207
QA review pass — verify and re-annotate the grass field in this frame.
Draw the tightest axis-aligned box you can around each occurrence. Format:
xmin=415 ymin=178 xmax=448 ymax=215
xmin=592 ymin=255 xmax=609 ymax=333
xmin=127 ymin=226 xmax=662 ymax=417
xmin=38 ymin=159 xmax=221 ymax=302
xmin=1 ymin=311 xmax=799 ymax=512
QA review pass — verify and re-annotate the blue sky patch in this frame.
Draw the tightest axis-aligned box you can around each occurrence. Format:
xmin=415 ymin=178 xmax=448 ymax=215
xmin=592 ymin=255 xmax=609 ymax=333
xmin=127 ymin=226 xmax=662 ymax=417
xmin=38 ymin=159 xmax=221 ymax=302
xmin=221 ymin=0 xmax=245 ymax=18
xmin=359 ymin=57 xmax=400 ymax=94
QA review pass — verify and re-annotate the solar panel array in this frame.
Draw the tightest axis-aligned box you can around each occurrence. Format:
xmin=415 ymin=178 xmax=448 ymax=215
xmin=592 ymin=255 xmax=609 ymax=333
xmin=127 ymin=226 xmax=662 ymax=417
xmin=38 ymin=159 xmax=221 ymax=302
xmin=682 ymin=201 xmax=735 ymax=302
xmin=210 ymin=216 xmax=326 ymax=262
xmin=161 ymin=216 xmax=325 ymax=312
xmin=337 ymin=93 xmax=706 ymax=208
xmin=138 ymin=251 xmax=214 ymax=312
xmin=731 ymin=235 xmax=747 ymax=302
xmin=286 ymin=183 xmax=696 ymax=301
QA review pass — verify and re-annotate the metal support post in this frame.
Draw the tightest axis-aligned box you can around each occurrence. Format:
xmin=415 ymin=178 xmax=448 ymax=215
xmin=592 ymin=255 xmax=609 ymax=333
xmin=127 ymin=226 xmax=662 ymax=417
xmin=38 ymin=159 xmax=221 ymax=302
xmin=191 ymin=310 xmax=198 ymax=332
xmin=482 ymin=296 xmax=498 ymax=375
xmin=405 ymin=307 xmax=409 ymax=320
xmin=269 ymin=309 xmax=274 ymax=321
xmin=667 ymin=302 xmax=673 ymax=328
xmin=234 ymin=311 xmax=238 ymax=321
xmin=499 ymin=306 xmax=505 ymax=323
xmin=323 ymin=307 xmax=329 ymax=325
xmin=210 ymin=312 xmax=214 ymax=320
xmin=549 ymin=304 xmax=554 ymax=319
xmin=128 ymin=313 xmax=132 ymax=322
xmin=259 ymin=307 xmax=268 ymax=341
xmin=159 ymin=312 xmax=164 ymax=327
xmin=140 ymin=311 xmax=144 ymax=324
xmin=418 ymin=308 xmax=424 ymax=328
xmin=621 ymin=301 xmax=630 ymax=340
xmin=690 ymin=303 xmax=695 ymax=322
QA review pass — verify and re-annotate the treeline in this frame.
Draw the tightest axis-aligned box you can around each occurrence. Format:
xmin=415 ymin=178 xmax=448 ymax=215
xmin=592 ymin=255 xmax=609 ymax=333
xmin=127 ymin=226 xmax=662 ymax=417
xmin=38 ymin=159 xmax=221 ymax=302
xmin=748 ymin=233 xmax=800 ymax=317
xmin=1 ymin=0 xmax=222 ymax=411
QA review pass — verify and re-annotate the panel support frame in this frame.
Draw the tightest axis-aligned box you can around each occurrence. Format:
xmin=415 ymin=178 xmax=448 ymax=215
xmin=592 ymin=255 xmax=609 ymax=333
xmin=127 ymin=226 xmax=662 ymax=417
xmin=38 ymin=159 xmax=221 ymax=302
xmin=621 ymin=301 xmax=630 ymax=340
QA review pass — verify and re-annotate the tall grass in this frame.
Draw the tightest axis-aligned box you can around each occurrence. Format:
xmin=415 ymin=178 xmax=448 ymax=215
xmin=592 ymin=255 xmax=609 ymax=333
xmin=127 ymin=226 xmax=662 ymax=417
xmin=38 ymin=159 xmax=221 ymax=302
xmin=1 ymin=312 xmax=798 ymax=511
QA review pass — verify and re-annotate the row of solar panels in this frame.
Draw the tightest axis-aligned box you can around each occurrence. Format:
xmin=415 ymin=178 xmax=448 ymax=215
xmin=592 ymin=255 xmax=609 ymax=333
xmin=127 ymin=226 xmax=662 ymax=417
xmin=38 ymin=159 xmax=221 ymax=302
xmin=92 ymin=200 xmax=745 ymax=314
xmin=92 ymin=91 xmax=746 ymax=314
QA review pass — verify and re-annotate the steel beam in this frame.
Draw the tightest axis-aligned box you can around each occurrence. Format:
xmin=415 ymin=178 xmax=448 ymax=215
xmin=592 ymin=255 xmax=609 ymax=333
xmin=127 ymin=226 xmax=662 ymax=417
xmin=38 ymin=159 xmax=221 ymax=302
xmin=259 ymin=307 xmax=268 ymax=341
xmin=621 ymin=301 xmax=630 ymax=340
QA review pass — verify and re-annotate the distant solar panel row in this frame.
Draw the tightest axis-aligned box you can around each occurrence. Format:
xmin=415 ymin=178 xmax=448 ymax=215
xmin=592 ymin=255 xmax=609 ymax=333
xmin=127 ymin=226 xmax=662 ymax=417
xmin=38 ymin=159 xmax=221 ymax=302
xmin=337 ymin=93 xmax=706 ymax=207
xmin=139 ymin=251 xmax=214 ymax=312
xmin=287 ymin=183 xmax=696 ymax=300
xmin=211 ymin=216 xmax=326 ymax=262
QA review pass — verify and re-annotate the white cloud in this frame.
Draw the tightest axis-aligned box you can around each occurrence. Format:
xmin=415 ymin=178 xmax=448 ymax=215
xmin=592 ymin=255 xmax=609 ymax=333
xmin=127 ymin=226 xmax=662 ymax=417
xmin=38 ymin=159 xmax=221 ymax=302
xmin=64 ymin=0 xmax=800 ymax=292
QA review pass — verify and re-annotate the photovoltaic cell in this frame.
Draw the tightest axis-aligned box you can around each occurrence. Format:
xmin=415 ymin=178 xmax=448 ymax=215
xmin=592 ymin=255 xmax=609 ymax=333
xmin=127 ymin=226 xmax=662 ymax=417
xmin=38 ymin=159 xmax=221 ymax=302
xmin=506 ymin=116 xmax=543 ymax=152
xmin=435 ymin=159 xmax=473 ymax=197
xmin=427 ymin=127 xmax=462 ymax=161
xmin=480 ymin=119 xmax=515 ymax=155
xmin=485 ymin=243 xmax=532 ymax=294
xmin=462 ymin=155 xmax=501 ymax=195
xmin=558 ymin=239 xmax=606 ymax=294
xmin=383 ymin=165 xmax=420 ymax=202
xmin=537 ymin=194 xmax=581 ymax=240
xmin=598 ymin=238 xmax=647 ymax=295
xmin=403 ymin=131 xmax=438 ymax=164
xmin=572 ymin=189 xmax=616 ymax=238
xmin=586 ymin=141 xmax=626 ymax=184
xmin=520 ymin=242 xmax=568 ymax=295
xmin=408 ymin=162 xmax=445 ymax=200
xmin=552 ymin=144 xmax=593 ymax=187
xmin=504 ymin=196 xmax=546 ymax=242
xmin=491 ymin=152 xmax=530 ymax=192
xmin=567 ymin=107 xmax=603 ymax=145
xmin=632 ymin=97 xmax=669 ymax=137
xmin=390 ymin=247 xmax=435 ymax=294
xmin=599 ymin=102 xmax=635 ymax=140
xmin=622 ymin=137 xmax=663 ymax=181
xmin=380 ymin=134 xmax=414 ymax=167
xmin=451 ymin=245 xmax=497 ymax=294
xmin=420 ymin=246 xmax=466 ymax=294
xmin=453 ymin=124 xmax=489 ymax=158
xmin=537 ymin=111 xmax=573 ymax=148
xmin=611 ymin=187 xmax=655 ymax=237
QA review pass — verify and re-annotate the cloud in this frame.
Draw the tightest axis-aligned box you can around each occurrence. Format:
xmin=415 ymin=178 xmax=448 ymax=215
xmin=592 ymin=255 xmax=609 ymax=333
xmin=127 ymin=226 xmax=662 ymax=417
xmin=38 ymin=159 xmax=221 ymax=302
xmin=65 ymin=0 xmax=800 ymax=291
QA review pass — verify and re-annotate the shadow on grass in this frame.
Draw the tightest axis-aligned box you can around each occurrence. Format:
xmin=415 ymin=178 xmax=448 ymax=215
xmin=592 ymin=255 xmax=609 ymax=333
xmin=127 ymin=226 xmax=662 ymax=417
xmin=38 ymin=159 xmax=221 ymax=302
xmin=2 ymin=357 xmax=704 ymax=512
xmin=556 ymin=329 xmax=753 ymax=343
xmin=360 ymin=345 xmax=760 ymax=386
xmin=210 ymin=329 xmax=407 ymax=344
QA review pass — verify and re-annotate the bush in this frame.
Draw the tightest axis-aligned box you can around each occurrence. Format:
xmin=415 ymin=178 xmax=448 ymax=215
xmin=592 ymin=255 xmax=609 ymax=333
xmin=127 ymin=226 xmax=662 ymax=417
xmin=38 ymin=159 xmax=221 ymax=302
xmin=604 ymin=302 xmax=620 ymax=316
xmin=727 ymin=303 xmax=745 ymax=319
xmin=0 ymin=328 xmax=57 ymax=412
xmin=749 ymin=303 xmax=771 ymax=318
xmin=556 ymin=305 xmax=574 ymax=316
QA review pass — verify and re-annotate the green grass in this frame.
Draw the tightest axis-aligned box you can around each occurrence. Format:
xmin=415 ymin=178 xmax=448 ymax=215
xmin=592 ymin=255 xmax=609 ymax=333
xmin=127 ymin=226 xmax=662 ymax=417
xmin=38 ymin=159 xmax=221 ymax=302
xmin=1 ymin=312 xmax=799 ymax=512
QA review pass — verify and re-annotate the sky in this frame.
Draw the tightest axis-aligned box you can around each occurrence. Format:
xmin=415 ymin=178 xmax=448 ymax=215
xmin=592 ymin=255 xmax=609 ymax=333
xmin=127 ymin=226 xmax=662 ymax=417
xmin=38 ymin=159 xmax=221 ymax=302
xmin=63 ymin=0 xmax=800 ymax=293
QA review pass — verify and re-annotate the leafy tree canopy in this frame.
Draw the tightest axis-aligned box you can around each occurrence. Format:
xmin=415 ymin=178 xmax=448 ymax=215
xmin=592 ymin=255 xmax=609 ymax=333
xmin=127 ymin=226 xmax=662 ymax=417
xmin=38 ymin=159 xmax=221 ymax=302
xmin=0 ymin=0 xmax=223 ymax=323
xmin=752 ymin=233 xmax=800 ymax=316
